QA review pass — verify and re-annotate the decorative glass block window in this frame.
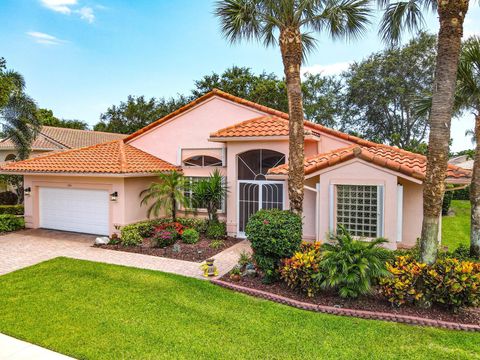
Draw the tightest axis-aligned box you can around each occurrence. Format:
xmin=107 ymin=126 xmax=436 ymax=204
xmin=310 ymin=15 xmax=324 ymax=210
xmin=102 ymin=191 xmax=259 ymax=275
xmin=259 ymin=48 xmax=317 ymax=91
xmin=184 ymin=176 xmax=226 ymax=212
xmin=183 ymin=155 xmax=222 ymax=167
xmin=336 ymin=185 xmax=383 ymax=238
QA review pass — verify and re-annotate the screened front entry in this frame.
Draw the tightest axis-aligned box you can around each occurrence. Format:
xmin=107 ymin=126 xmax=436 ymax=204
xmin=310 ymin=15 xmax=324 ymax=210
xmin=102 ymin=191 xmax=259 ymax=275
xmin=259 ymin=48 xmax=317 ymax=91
xmin=237 ymin=149 xmax=285 ymax=236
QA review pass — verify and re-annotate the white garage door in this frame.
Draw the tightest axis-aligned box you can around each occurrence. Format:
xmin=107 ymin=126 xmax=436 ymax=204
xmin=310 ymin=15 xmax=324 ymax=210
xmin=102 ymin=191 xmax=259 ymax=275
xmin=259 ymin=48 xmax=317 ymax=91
xmin=39 ymin=187 xmax=109 ymax=235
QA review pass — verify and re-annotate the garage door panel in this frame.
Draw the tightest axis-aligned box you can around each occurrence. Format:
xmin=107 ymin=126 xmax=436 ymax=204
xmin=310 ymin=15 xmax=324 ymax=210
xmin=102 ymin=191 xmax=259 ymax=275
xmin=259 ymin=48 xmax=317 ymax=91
xmin=39 ymin=187 xmax=109 ymax=235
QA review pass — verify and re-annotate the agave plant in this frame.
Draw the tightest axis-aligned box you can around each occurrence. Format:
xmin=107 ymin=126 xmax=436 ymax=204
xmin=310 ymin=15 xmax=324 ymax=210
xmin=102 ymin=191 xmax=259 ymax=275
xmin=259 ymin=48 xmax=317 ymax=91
xmin=318 ymin=225 xmax=390 ymax=299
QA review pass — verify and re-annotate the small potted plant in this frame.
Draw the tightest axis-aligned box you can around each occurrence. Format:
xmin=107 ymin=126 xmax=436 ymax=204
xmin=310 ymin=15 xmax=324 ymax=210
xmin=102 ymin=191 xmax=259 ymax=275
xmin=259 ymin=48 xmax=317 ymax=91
xmin=229 ymin=266 xmax=242 ymax=282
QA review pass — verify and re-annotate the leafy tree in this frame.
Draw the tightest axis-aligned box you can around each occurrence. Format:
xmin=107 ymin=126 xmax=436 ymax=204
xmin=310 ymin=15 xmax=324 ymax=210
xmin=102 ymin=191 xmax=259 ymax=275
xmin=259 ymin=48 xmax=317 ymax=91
xmin=191 ymin=169 xmax=228 ymax=223
xmin=215 ymin=0 xmax=371 ymax=215
xmin=341 ymin=32 xmax=436 ymax=150
xmin=455 ymin=37 xmax=480 ymax=257
xmin=94 ymin=95 xmax=188 ymax=134
xmin=37 ymin=108 xmax=89 ymax=130
xmin=140 ymin=171 xmax=189 ymax=221
xmin=378 ymin=0 xmax=471 ymax=264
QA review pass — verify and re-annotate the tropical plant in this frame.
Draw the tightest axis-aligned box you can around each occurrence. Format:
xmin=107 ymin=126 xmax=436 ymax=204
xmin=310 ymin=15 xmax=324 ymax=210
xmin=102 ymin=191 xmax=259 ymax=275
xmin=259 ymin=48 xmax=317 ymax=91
xmin=151 ymin=229 xmax=177 ymax=248
xmin=214 ymin=0 xmax=371 ymax=215
xmin=191 ymin=169 xmax=228 ymax=222
xmin=209 ymin=239 xmax=225 ymax=249
xmin=181 ymin=228 xmax=200 ymax=244
xmin=319 ymin=226 xmax=390 ymax=298
xmin=206 ymin=220 xmax=227 ymax=239
xmin=140 ymin=171 xmax=189 ymax=221
xmin=377 ymin=0 xmax=472 ymax=264
xmin=455 ymin=37 xmax=480 ymax=257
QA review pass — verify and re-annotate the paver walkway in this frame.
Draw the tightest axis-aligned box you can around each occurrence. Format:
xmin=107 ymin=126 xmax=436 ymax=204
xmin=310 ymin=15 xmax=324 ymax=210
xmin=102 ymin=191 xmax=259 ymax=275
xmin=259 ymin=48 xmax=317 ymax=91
xmin=0 ymin=333 xmax=74 ymax=360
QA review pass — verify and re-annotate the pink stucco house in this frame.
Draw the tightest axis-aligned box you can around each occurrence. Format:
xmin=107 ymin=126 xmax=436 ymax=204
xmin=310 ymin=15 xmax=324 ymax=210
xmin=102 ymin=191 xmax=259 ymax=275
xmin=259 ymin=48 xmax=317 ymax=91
xmin=0 ymin=89 xmax=471 ymax=249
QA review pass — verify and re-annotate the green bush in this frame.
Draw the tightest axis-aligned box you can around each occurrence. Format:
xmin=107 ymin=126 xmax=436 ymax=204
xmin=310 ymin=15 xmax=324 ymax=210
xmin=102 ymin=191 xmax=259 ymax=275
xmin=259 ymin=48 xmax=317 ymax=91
xmin=209 ymin=239 xmax=225 ymax=249
xmin=442 ymin=190 xmax=453 ymax=215
xmin=176 ymin=217 xmax=208 ymax=234
xmin=206 ymin=220 xmax=226 ymax=240
xmin=452 ymin=185 xmax=470 ymax=200
xmin=280 ymin=242 xmax=323 ymax=297
xmin=0 ymin=205 xmax=24 ymax=215
xmin=246 ymin=209 xmax=302 ymax=282
xmin=120 ymin=224 xmax=143 ymax=246
xmin=319 ymin=227 xmax=390 ymax=298
xmin=0 ymin=214 xmax=24 ymax=232
xmin=152 ymin=229 xmax=177 ymax=248
xmin=182 ymin=228 xmax=199 ymax=244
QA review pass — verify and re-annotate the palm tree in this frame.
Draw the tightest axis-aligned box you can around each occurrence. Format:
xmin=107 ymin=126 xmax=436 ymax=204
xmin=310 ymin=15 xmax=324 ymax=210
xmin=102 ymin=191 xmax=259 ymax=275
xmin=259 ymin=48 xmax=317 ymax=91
xmin=456 ymin=36 xmax=480 ymax=257
xmin=378 ymin=0 xmax=471 ymax=264
xmin=214 ymin=0 xmax=370 ymax=215
xmin=0 ymin=67 xmax=41 ymax=160
xmin=140 ymin=171 xmax=189 ymax=221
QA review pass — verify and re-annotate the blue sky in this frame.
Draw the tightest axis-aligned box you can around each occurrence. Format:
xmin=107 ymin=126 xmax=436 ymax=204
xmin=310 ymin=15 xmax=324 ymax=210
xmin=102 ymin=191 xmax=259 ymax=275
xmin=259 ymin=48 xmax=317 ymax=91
xmin=1 ymin=0 xmax=479 ymax=151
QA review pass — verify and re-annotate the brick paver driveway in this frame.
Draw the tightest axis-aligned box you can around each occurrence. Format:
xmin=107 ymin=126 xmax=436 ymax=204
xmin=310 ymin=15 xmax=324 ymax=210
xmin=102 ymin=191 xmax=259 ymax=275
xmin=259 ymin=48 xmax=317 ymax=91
xmin=0 ymin=229 xmax=251 ymax=279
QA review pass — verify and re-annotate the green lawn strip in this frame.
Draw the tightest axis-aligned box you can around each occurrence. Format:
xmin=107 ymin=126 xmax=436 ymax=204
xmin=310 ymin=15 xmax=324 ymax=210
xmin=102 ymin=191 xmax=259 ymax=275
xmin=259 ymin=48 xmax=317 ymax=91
xmin=0 ymin=257 xmax=479 ymax=360
xmin=442 ymin=200 xmax=470 ymax=251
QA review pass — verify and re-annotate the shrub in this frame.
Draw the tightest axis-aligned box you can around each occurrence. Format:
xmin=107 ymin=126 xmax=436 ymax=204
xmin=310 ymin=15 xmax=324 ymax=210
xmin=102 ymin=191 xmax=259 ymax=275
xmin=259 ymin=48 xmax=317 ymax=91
xmin=152 ymin=229 xmax=177 ymax=248
xmin=238 ymin=250 xmax=253 ymax=267
xmin=0 ymin=191 xmax=18 ymax=205
xmin=280 ymin=242 xmax=322 ymax=297
xmin=0 ymin=214 xmax=24 ymax=232
xmin=423 ymin=258 xmax=480 ymax=311
xmin=206 ymin=220 xmax=226 ymax=240
xmin=442 ymin=190 xmax=453 ymax=215
xmin=156 ymin=222 xmax=185 ymax=240
xmin=0 ymin=205 xmax=24 ymax=215
xmin=209 ymin=239 xmax=225 ymax=249
xmin=246 ymin=209 xmax=302 ymax=282
xmin=176 ymin=218 xmax=208 ymax=234
xmin=452 ymin=185 xmax=470 ymax=200
xmin=120 ymin=224 xmax=143 ymax=246
xmin=182 ymin=228 xmax=199 ymax=244
xmin=380 ymin=255 xmax=427 ymax=307
xmin=319 ymin=227 xmax=390 ymax=298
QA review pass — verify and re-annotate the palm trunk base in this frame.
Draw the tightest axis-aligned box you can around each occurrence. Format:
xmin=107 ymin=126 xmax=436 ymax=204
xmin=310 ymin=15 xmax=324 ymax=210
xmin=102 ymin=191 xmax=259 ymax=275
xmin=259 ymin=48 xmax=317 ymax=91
xmin=420 ymin=216 xmax=439 ymax=264
xmin=470 ymin=205 xmax=480 ymax=258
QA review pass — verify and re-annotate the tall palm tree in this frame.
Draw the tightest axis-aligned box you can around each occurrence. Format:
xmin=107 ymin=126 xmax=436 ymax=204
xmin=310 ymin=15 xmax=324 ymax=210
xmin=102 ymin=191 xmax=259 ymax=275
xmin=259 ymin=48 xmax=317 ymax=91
xmin=140 ymin=171 xmax=189 ymax=221
xmin=378 ymin=0 xmax=471 ymax=264
xmin=214 ymin=0 xmax=370 ymax=215
xmin=456 ymin=36 xmax=480 ymax=257
xmin=0 ymin=68 xmax=41 ymax=160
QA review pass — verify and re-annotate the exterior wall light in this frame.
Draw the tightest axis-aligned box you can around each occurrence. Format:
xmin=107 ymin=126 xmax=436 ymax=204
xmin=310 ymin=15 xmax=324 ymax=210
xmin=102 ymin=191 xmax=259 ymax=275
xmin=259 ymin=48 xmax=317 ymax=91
xmin=110 ymin=191 xmax=118 ymax=201
xmin=24 ymin=187 xmax=32 ymax=196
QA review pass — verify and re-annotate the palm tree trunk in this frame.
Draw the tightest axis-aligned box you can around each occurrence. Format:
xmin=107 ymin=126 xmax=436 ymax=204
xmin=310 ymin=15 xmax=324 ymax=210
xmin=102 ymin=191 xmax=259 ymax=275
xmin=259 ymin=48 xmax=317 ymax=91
xmin=470 ymin=113 xmax=480 ymax=257
xmin=280 ymin=27 xmax=304 ymax=215
xmin=420 ymin=0 xmax=469 ymax=264
xmin=171 ymin=193 xmax=176 ymax=221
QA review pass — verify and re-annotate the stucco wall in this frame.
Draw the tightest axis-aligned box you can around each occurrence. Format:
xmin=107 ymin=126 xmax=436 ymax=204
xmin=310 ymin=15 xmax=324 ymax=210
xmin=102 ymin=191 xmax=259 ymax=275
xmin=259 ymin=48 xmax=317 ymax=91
xmin=316 ymin=159 xmax=399 ymax=249
xmin=123 ymin=176 xmax=164 ymax=225
xmin=128 ymin=96 xmax=265 ymax=165
xmin=319 ymin=134 xmax=353 ymax=153
xmin=398 ymin=178 xmax=423 ymax=247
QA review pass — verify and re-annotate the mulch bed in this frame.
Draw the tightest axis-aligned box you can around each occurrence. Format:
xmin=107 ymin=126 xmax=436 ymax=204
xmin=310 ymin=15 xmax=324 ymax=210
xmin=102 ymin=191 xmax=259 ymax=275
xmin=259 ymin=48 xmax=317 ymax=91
xmin=96 ymin=236 xmax=241 ymax=262
xmin=220 ymin=273 xmax=480 ymax=326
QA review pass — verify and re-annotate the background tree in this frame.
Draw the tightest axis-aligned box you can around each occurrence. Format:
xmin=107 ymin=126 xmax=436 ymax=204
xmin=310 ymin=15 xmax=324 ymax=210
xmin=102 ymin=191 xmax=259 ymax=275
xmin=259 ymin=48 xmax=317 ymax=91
xmin=36 ymin=108 xmax=89 ymax=130
xmin=140 ymin=171 xmax=189 ymax=221
xmin=378 ymin=0 xmax=471 ymax=264
xmin=456 ymin=36 xmax=480 ymax=257
xmin=215 ymin=0 xmax=370 ymax=214
xmin=341 ymin=32 xmax=436 ymax=151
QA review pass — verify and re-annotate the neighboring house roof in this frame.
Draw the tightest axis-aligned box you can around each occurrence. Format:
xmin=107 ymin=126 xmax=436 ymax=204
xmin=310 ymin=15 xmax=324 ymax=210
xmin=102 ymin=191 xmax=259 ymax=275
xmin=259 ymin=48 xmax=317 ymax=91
xmin=0 ymin=126 xmax=127 ymax=151
xmin=268 ymin=146 xmax=471 ymax=182
xmin=449 ymin=155 xmax=474 ymax=170
xmin=210 ymin=115 xmax=314 ymax=139
xmin=0 ymin=140 xmax=178 ymax=175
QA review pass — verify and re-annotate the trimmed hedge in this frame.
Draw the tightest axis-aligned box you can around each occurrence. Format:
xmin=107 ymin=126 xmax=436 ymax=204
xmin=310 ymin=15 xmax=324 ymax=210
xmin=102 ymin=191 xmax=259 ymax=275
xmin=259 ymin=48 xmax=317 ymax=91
xmin=0 ymin=205 xmax=24 ymax=215
xmin=0 ymin=214 xmax=24 ymax=232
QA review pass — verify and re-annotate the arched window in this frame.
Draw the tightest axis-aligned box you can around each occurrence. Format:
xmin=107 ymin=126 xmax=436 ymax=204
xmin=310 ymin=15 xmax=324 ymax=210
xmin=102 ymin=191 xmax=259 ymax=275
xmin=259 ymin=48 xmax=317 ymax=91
xmin=4 ymin=154 xmax=16 ymax=162
xmin=237 ymin=149 xmax=285 ymax=181
xmin=183 ymin=155 xmax=222 ymax=167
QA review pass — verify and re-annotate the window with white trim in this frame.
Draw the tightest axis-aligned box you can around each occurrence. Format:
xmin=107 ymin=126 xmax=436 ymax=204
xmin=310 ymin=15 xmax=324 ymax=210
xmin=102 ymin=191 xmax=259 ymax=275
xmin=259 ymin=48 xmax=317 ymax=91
xmin=336 ymin=185 xmax=383 ymax=238
xmin=184 ymin=176 xmax=226 ymax=212
xmin=183 ymin=155 xmax=222 ymax=167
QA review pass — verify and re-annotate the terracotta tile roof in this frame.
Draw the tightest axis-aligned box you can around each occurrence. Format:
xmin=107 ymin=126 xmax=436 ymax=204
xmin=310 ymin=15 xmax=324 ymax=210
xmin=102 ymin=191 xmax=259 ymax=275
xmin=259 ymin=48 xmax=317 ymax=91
xmin=210 ymin=115 xmax=314 ymax=138
xmin=0 ymin=126 xmax=127 ymax=151
xmin=0 ymin=140 xmax=178 ymax=174
xmin=268 ymin=146 xmax=471 ymax=182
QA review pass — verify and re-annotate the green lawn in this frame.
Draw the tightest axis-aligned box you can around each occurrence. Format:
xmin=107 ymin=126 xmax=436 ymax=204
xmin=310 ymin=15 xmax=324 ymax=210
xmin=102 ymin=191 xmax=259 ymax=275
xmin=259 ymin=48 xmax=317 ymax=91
xmin=442 ymin=200 xmax=470 ymax=251
xmin=0 ymin=258 xmax=479 ymax=359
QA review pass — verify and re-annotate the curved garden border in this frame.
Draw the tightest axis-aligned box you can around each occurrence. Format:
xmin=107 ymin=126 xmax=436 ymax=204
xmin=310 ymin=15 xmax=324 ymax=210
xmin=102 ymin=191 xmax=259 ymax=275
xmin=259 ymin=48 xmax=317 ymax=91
xmin=211 ymin=279 xmax=480 ymax=332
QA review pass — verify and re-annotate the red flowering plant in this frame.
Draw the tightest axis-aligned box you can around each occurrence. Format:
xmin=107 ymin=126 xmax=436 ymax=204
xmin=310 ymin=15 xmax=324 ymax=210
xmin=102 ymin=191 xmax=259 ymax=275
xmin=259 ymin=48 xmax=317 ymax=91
xmin=155 ymin=222 xmax=185 ymax=238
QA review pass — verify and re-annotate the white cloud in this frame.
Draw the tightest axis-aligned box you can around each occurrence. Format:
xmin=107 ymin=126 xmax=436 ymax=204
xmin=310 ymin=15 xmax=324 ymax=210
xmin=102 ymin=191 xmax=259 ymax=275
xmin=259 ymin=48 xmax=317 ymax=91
xmin=463 ymin=17 xmax=480 ymax=39
xmin=27 ymin=31 xmax=66 ymax=45
xmin=40 ymin=0 xmax=77 ymax=14
xmin=76 ymin=7 xmax=95 ymax=23
xmin=40 ymin=0 xmax=96 ymax=23
xmin=301 ymin=61 xmax=351 ymax=77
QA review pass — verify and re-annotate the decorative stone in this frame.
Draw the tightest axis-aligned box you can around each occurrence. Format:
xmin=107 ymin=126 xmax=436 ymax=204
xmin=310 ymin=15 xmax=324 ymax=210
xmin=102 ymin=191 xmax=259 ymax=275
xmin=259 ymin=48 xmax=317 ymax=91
xmin=173 ymin=243 xmax=181 ymax=253
xmin=95 ymin=237 xmax=109 ymax=245
xmin=242 ymin=269 xmax=257 ymax=278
